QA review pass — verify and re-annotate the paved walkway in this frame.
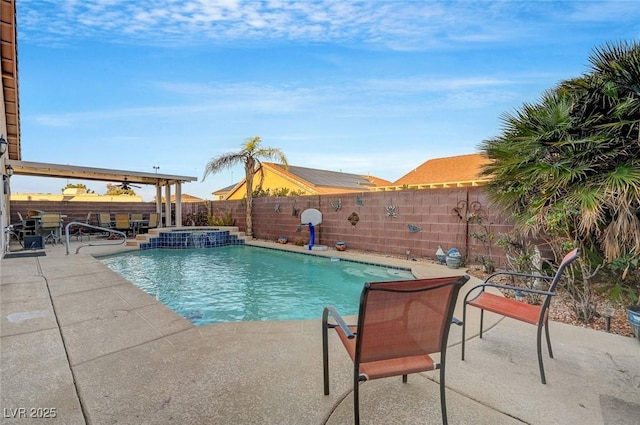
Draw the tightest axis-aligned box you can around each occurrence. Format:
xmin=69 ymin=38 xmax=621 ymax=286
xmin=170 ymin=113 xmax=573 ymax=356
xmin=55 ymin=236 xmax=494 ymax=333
xmin=1 ymin=239 xmax=639 ymax=424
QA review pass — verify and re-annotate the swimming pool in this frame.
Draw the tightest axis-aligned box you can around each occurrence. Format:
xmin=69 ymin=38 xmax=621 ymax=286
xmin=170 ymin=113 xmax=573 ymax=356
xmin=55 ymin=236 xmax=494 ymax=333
xmin=100 ymin=245 xmax=414 ymax=325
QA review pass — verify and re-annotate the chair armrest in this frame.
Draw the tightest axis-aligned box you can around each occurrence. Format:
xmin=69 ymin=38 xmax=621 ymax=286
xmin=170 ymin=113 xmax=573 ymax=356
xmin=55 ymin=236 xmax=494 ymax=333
xmin=451 ymin=317 xmax=463 ymax=326
xmin=323 ymin=306 xmax=355 ymax=339
xmin=465 ymin=281 xmax=556 ymax=302
xmin=485 ymin=271 xmax=554 ymax=283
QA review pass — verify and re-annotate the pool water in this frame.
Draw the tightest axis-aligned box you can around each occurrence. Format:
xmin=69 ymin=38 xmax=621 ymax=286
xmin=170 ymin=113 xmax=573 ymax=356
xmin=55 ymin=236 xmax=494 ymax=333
xmin=100 ymin=245 xmax=414 ymax=325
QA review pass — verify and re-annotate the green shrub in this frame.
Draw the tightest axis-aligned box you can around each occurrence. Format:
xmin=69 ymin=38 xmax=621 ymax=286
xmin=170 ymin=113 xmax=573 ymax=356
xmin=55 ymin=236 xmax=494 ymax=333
xmin=209 ymin=210 xmax=235 ymax=226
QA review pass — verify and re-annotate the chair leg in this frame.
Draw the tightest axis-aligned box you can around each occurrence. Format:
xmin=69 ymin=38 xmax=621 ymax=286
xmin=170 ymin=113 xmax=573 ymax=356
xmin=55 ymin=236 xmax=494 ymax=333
xmin=479 ymin=309 xmax=485 ymax=338
xmin=536 ymin=324 xmax=547 ymax=384
xmin=439 ymin=365 xmax=448 ymax=425
xmin=461 ymin=303 xmax=468 ymax=360
xmin=73 ymin=228 xmax=90 ymax=241
xmin=44 ymin=232 xmax=55 ymax=245
xmin=402 ymin=374 xmax=407 ymax=383
xmin=544 ymin=321 xmax=554 ymax=358
xmin=322 ymin=316 xmax=330 ymax=395
xmin=353 ymin=374 xmax=361 ymax=425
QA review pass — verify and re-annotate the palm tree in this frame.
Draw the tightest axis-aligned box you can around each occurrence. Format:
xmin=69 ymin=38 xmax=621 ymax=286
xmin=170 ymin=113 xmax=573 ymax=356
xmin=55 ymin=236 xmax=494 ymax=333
xmin=480 ymin=40 xmax=640 ymax=261
xmin=479 ymin=40 xmax=640 ymax=322
xmin=202 ymin=136 xmax=288 ymax=238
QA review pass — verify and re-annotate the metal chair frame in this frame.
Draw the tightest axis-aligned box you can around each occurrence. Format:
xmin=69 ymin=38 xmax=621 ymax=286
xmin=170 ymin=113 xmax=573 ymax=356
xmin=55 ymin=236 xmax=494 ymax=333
xmin=39 ymin=213 xmax=63 ymax=245
xmin=70 ymin=212 xmax=92 ymax=241
xmin=461 ymin=248 xmax=580 ymax=384
xmin=323 ymin=275 xmax=469 ymax=425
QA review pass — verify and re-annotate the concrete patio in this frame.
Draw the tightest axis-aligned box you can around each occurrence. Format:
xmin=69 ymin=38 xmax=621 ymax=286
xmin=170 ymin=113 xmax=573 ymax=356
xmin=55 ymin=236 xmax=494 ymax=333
xmin=1 ymin=239 xmax=639 ymax=424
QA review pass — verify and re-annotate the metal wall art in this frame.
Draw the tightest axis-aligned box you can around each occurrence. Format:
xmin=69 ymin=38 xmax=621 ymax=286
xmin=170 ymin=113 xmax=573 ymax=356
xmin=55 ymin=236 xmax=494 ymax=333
xmin=331 ymin=199 xmax=342 ymax=211
xmin=274 ymin=203 xmax=281 ymax=213
xmin=452 ymin=199 xmax=486 ymax=223
xmin=355 ymin=194 xmax=364 ymax=206
xmin=407 ymin=224 xmax=422 ymax=233
xmin=385 ymin=202 xmax=398 ymax=218
xmin=348 ymin=212 xmax=360 ymax=226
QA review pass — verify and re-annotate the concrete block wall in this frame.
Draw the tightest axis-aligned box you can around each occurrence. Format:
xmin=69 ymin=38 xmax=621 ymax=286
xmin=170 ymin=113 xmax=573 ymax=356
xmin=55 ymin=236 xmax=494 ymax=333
xmin=210 ymin=187 xmax=514 ymax=265
xmin=10 ymin=187 xmax=513 ymax=266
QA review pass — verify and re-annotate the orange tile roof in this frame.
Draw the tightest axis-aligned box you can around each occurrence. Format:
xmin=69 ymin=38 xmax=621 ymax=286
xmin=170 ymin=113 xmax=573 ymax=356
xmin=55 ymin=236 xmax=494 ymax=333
xmin=393 ymin=153 xmax=491 ymax=186
xmin=363 ymin=175 xmax=393 ymax=187
xmin=162 ymin=194 xmax=206 ymax=203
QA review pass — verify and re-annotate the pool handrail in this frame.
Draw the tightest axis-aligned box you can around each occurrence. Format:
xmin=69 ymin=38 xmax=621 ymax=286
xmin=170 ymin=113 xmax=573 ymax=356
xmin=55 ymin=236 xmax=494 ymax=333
xmin=64 ymin=222 xmax=127 ymax=255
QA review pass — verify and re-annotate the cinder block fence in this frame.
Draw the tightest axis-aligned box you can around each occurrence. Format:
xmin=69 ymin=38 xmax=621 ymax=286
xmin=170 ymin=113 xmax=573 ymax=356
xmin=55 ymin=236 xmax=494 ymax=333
xmin=10 ymin=187 xmax=513 ymax=265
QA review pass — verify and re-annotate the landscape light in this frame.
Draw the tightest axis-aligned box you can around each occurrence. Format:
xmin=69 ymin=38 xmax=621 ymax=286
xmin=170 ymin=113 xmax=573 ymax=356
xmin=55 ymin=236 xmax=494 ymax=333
xmin=0 ymin=135 xmax=7 ymax=156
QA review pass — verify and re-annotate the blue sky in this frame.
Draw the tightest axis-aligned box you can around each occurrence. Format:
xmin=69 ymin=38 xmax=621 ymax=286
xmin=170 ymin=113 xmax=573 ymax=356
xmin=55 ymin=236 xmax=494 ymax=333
xmin=12 ymin=0 xmax=640 ymax=201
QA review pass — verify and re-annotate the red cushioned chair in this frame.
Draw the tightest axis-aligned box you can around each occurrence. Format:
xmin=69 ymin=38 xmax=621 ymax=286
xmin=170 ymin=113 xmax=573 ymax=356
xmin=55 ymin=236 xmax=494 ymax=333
xmin=461 ymin=248 xmax=580 ymax=384
xmin=322 ymin=275 xmax=469 ymax=425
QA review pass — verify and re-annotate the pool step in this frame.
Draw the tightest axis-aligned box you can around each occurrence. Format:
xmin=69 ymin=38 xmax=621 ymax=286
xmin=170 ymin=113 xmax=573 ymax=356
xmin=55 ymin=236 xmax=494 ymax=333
xmin=125 ymin=226 xmax=250 ymax=248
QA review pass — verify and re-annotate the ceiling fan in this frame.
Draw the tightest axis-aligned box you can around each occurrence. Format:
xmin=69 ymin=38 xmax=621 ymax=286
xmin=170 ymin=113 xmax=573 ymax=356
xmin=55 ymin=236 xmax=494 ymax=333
xmin=116 ymin=177 xmax=141 ymax=190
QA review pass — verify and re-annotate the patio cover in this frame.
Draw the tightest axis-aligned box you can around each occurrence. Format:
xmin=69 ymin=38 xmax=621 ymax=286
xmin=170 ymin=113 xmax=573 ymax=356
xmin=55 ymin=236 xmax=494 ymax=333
xmin=6 ymin=159 xmax=198 ymax=227
xmin=6 ymin=159 xmax=196 ymax=186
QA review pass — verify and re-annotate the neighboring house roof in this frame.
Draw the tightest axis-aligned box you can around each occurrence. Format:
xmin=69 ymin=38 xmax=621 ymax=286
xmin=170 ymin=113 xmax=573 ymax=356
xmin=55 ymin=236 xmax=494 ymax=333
xmin=217 ymin=162 xmax=390 ymax=199
xmin=213 ymin=184 xmax=236 ymax=196
xmin=269 ymin=163 xmax=377 ymax=191
xmin=161 ymin=194 xmax=206 ymax=203
xmin=362 ymin=174 xmax=393 ymax=187
xmin=178 ymin=194 xmax=206 ymax=203
xmin=374 ymin=153 xmax=491 ymax=191
xmin=11 ymin=192 xmax=143 ymax=203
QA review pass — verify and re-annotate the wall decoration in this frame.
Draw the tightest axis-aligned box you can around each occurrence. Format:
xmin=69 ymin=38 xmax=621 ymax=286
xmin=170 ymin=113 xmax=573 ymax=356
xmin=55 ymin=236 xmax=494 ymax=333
xmin=348 ymin=212 xmax=360 ymax=226
xmin=452 ymin=199 xmax=486 ymax=223
xmin=331 ymin=198 xmax=342 ymax=211
xmin=453 ymin=199 xmax=492 ymax=269
xmin=435 ymin=245 xmax=446 ymax=264
xmin=274 ymin=203 xmax=281 ymax=213
xmin=291 ymin=201 xmax=300 ymax=217
xmin=445 ymin=247 xmax=463 ymax=269
xmin=385 ymin=201 xmax=398 ymax=218
xmin=355 ymin=194 xmax=364 ymax=206
xmin=407 ymin=224 xmax=422 ymax=233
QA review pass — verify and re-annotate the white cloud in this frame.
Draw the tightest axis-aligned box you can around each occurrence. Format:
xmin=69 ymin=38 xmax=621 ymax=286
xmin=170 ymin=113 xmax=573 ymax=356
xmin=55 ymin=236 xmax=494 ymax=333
xmin=34 ymin=115 xmax=74 ymax=127
xmin=19 ymin=0 xmax=602 ymax=49
xmin=567 ymin=0 xmax=640 ymax=23
xmin=30 ymin=73 xmax=528 ymax=130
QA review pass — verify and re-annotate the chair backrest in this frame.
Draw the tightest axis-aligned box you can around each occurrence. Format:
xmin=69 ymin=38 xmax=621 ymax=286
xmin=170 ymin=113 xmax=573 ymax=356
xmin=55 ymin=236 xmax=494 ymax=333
xmin=539 ymin=248 xmax=580 ymax=312
xmin=355 ymin=275 xmax=469 ymax=364
xmin=147 ymin=212 xmax=159 ymax=228
xmin=114 ymin=213 xmax=130 ymax=230
xmin=98 ymin=213 xmax=111 ymax=226
xmin=546 ymin=248 xmax=580 ymax=293
xmin=40 ymin=213 xmax=61 ymax=230
xmin=130 ymin=213 xmax=143 ymax=221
